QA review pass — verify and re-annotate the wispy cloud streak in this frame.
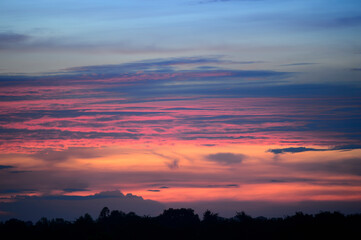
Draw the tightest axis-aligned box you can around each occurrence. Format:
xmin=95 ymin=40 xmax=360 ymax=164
xmin=0 ymin=56 xmax=360 ymax=152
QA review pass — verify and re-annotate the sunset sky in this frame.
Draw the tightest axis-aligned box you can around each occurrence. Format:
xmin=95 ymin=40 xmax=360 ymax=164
xmin=1 ymin=0 xmax=361 ymax=220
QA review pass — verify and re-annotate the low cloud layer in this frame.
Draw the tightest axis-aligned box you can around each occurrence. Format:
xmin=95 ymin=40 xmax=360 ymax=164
xmin=0 ymin=190 xmax=164 ymax=222
xmin=291 ymin=158 xmax=361 ymax=176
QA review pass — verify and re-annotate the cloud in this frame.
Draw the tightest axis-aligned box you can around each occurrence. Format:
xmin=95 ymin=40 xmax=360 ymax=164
xmin=151 ymin=152 xmax=180 ymax=170
xmin=65 ymin=56 xmax=227 ymax=74
xmin=61 ymin=57 xmax=274 ymax=81
xmin=0 ymin=32 xmax=29 ymax=45
xmin=31 ymin=147 xmax=103 ymax=162
xmin=0 ymin=34 xmax=185 ymax=54
xmin=205 ymin=153 xmax=245 ymax=165
xmin=62 ymin=188 xmax=89 ymax=193
xmin=204 ymin=184 xmax=239 ymax=188
xmin=0 ymin=189 xmax=36 ymax=194
xmin=0 ymin=128 xmax=141 ymax=141
xmin=9 ymin=170 xmax=30 ymax=174
xmin=0 ymin=165 xmax=14 ymax=170
xmin=0 ymin=190 xmax=164 ymax=222
xmin=296 ymin=15 xmax=361 ymax=29
xmin=0 ymin=56 xmax=360 ymax=151
xmin=335 ymin=16 xmax=361 ymax=27
xmin=281 ymin=63 xmax=316 ymax=67
xmin=148 ymin=183 xmax=240 ymax=189
xmin=332 ymin=145 xmax=361 ymax=151
xmin=267 ymin=147 xmax=324 ymax=154
xmin=166 ymin=159 xmax=180 ymax=170
xmin=268 ymin=145 xmax=361 ymax=154
xmin=293 ymin=158 xmax=361 ymax=176
xmin=246 ymin=13 xmax=361 ymax=32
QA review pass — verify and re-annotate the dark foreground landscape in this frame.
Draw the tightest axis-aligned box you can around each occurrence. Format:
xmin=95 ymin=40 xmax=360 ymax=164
xmin=1 ymin=208 xmax=360 ymax=240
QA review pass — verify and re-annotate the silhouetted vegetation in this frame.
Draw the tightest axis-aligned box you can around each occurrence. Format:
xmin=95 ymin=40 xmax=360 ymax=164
xmin=1 ymin=208 xmax=360 ymax=239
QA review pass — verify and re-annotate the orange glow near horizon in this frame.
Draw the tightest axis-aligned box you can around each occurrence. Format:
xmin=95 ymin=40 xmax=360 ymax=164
xmin=2 ymin=142 xmax=360 ymax=204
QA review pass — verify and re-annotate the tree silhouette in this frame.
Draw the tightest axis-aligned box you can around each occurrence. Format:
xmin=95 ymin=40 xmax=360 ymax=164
xmin=203 ymin=209 xmax=219 ymax=224
xmin=98 ymin=206 xmax=110 ymax=221
xmin=1 ymin=208 xmax=360 ymax=240
xmin=235 ymin=211 xmax=253 ymax=223
xmin=158 ymin=208 xmax=200 ymax=227
xmin=75 ymin=213 xmax=94 ymax=225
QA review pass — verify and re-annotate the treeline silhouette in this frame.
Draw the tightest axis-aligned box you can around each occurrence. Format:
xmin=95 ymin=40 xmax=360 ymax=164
xmin=1 ymin=208 xmax=361 ymax=240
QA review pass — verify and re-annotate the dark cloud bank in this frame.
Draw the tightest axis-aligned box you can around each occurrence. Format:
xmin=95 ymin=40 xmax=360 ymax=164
xmin=268 ymin=145 xmax=361 ymax=154
xmin=0 ymin=191 xmax=164 ymax=222
xmin=2 ymin=190 xmax=361 ymax=222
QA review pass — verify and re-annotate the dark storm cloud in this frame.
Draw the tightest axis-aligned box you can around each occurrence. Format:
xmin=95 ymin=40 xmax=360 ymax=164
xmin=205 ymin=153 xmax=245 ymax=165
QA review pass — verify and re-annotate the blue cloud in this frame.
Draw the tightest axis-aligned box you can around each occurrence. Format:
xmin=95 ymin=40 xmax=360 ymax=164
xmin=335 ymin=16 xmax=361 ymax=27
xmin=0 ymin=165 xmax=14 ymax=170
xmin=268 ymin=145 xmax=361 ymax=154
xmin=0 ymin=32 xmax=29 ymax=44
xmin=268 ymin=147 xmax=325 ymax=154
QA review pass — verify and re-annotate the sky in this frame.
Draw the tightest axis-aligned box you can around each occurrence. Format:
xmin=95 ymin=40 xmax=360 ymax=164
xmin=1 ymin=0 xmax=361 ymax=221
